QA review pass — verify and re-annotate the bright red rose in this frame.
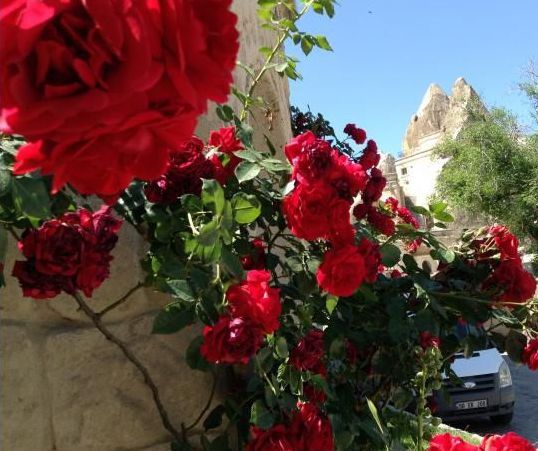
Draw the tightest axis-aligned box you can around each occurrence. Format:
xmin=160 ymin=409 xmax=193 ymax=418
xmin=282 ymin=182 xmax=337 ymax=241
xmin=359 ymin=140 xmax=381 ymax=170
xmin=367 ymin=207 xmax=396 ymax=236
xmin=427 ymin=433 xmax=478 ymax=451
xmin=200 ymin=316 xmax=264 ymax=365
xmin=289 ymin=329 xmax=327 ymax=377
xmin=246 ymin=425 xmax=294 ymax=451
xmin=522 ymin=337 xmax=538 ymax=371
xmin=145 ymin=137 xmax=214 ymax=204
xmin=326 ymin=153 xmax=367 ymax=200
xmin=316 ymin=245 xmax=366 ymax=297
xmin=420 ymin=331 xmax=441 ymax=350
xmin=12 ymin=207 xmax=121 ymax=298
xmin=362 ymin=167 xmax=386 ymax=203
xmin=289 ymin=136 xmax=336 ymax=184
xmin=327 ymin=198 xmax=355 ymax=246
xmin=485 ymin=260 xmax=536 ymax=304
xmin=385 ymin=197 xmax=399 ymax=212
xmin=208 ymin=126 xmax=244 ymax=184
xmin=407 ymin=237 xmax=423 ymax=254
xmin=289 ymin=402 xmax=334 ymax=451
xmin=488 ymin=225 xmax=520 ymax=261
xmin=227 ymin=270 xmax=281 ymax=334
xmin=241 ymin=239 xmax=267 ymax=270
xmin=397 ymin=206 xmax=420 ymax=229
xmin=2 ymin=0 xmax=238 ymax=196
xmin=357 ymin=238 xmax=381 ymax=283
xmin=481 ymin=432 xmax=535 ymax=450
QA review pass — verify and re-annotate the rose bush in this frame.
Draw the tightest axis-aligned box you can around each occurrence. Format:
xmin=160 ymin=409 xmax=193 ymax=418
xmin=1 ymin=1 xmax=537 ymax=450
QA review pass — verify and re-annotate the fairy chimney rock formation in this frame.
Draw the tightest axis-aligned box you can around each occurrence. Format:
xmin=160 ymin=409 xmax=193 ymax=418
xmin=402 ymin=77 xmax=481 ymax=156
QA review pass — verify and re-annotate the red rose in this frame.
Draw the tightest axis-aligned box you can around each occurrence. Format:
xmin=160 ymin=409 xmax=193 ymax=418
xmin=420 ymin=331 xmax=441 ymax=350
xmin=428 ymin=433 xmax=478 ymax=451
xmin=316 ymin=245 xmax=366 ymax=297
xmin=289 ymin=135 xmax=336 ymax=184
xmin=357 ymin=237 xmax=381 ymax=283
xmin=145 ymin=136 xmax=214 ymax=204
xmin=241 ymin=239 xmax=267 ymax=270
xmin=487 ymin=225 xmax=520 ymax=261
xmin=303 ymin=384 xmax=328 ymax=404
xmin=367 ymin=207 xmax=396 ymax=236
xmin=390 ymin=269 xmax=403 ymax=278
xmin=326 ymin=153 xmax=367 ymax=200
xmin=2 ymin=0 xmax=238 ymax=196
xmin=359 ymin=140 xmax=381 ymax=170
xmin=200 ymin=316 xmax=264 ymax=365
xmin=282 ymin=182 xmax=337 ymax=241
xmin=353 ymin=203 xmax=369 ymax=220
xmin=208 ymin=126 xmax=244 ymax=184
xmin=246 ymin=425 xmax=294 ymax=451
xmin=485 ymin=260 xmax=536 ymax=304
xmin=407 ymin=237 xmax=423 ymax=254
xmin=284 ymin=131 xmax=317 ymax=163
xmin=227 ymin=270 xmax=281 ymax=334
xmin=396 ymin=206 xmax=420 ymax=229
xmin=327 ymin=198 xmax=355 ymax=246
xmin=385 ymin=197 xmax=399 ymax=213
xmin=522 ymin=337 xmax=538 ymax=371
xmin=343 ymin=123 xmax=366 ymax=145
xmin=481 ymin=432 xmax=535 ymax=450
xmin=289 ymin=402 xmax=334 ymax=451
xmin=362 ymin=167 xmax=386 ymax=203
xmin=12 ymin=207 xmax=121 ymax=298
xmin=290 ymin=329 xmax=327 ymax=377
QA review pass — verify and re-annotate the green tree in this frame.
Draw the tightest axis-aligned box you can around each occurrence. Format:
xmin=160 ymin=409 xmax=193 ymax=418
xmin=434 ymin=95 xmax=538 ymax=251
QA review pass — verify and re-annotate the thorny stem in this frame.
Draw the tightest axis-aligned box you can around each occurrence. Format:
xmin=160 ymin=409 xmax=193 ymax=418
xmin=71 ymin=292 xmax=183 ymax=444
xmin=239 ymin=1 xmax=313 ymax=121
xmin=183 ymin=370 xmax=218 ymax=432
xmin=96 ymin=282 xmax=144 ymax=318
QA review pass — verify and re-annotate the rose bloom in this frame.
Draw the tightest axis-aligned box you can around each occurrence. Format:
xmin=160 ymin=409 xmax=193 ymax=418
xmin=343 ymin=123 xmax=366 ymax=145
xmin=246 ymin=425 xmax=294 ymax=451
xmin=367 ymin=207 xmax=396 ymax=236
xmin=288 ymin=402 xmax=334 ymax=451
xmin=282 ymin=182 xmax=337 ymax=241
xmin=326 ymin=152 xmax=367 ymax=200
xmin=316 ymin=245 xmax=366 ymax=297
xmin=362 ymin=167 xmax=387 ymax=203
xmin=226 ymin=270 xmax=281 ymax=334
xmin=241 ymin=239 xmax=267 ymax=270
xmin=2 ymin=0 xmax=239 ymax=196
xmin=208 ymin=126 xmax=244 ymax=184
xmin=145 ymin=137 xmax=214 ymax=204
xmin=522 ymin=337 xmax=538 ymax=371
xmin=481 ymin=432 xmax=535 ymax=451
xmin=359 ymin=139 xmax=381 ymax=170
xmin=420 ymin=331 xmax=441 ymax=350
xmin=284 ymin=131 xmax=335 ymax=183
xmin=200 ymin=316 xmax=264 ymax=365
xmin=303 ymin=384 xmax=327 ymax=404
xmin=428 ymin=433 xmax=478 ymax=451
xmin=12 ymin=207 xmax=121 ymax=298
xmin=487 ymin=225 xmax=520 ymax=261
xmin=485 ymin=260 xmax=537 ymax=304
xmin=357 ymin=237 xmax=381 ymax=283
xmin=327 ymin=197 xmax=355 ymax=246
xmin=289 ymin=329 xmax=327 ymax=377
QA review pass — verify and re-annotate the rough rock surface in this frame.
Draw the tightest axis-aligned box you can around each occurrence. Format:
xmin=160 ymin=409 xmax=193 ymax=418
xmin=0 ymin=1 xmax=292 ymax=450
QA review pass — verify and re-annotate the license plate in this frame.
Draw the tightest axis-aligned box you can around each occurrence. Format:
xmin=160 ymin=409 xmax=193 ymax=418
xmin=455 ymin=399 xmax=487 ymax=410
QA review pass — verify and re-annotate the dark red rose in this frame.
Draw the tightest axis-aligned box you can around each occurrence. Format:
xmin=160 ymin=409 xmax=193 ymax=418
xmin=326 ymin=153 xmax=367 ymax=200
xmin=316 ymin=245 xmax=366 ymax=297
xmin=385 ymin=196 xmax=399 ymax=212
xmin=200 ymin=315 xmax=264 ymax=365
xmin=12 ymin=207 xmax=121 ymax=299
xmin=208 ymin=126 xmax=243 ymax=184
xmin=359 ymin=140 xmax=380 ymax=170
xmin=145 ymin=136 xmax=214 ymax=204
xmin=420 ymin=331 xmax=440 ymax=350
xmin=522 ymin=337 xmax=538 ymax=371
xmin=227 ymin=270 xmax=281 ymax=334
xmin=289 ymin=134 xmax=336 ymax=184
xmin=343 ymin=123 xmax=366 ymax=145
xmin=289 ymin=329 xmax=327 ymax=377
xmin=289 ymin=402 xmax=334 ymax=451
xmin=246 ymin=425 xmax=294 ymax=451
xmin=353 ymin=203 xmax=369 ymax=220
xmin=357 ymin=238 xmax=381 ymax=283
xmin=390 ymin=269 xmax=403 ymax=278
xmin=367 ymin=208 xmax=395 ymax=236
xmin=303 ymin=384 xmax=327 ymax=404
xmin=427 ymin=433 xmax=478 ymax=451
xmin=484 ymin=260 xmax=536 ymax=304
xmin=241 ymin=239 xmax=267 ymax=270
xmin=362 ymin=167 xmax=386 ymax=203
xmin=397 ymin=206 xmax=420 ymax=229
xmin=481 ymin=432 xmax=535 ymax=451
xmin=282 ymin=182 xmax=337 ymax=241
xmin=3 ymin=0 xmax=239 ymax=196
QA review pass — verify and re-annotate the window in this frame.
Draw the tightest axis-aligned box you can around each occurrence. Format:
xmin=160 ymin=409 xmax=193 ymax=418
xmin=401 ymin=167 xmax=407 ymax=175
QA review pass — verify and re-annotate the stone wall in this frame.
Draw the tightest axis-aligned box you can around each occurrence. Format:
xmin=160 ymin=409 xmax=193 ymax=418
xmin=0 ymin=2 xmax=292 ymax=450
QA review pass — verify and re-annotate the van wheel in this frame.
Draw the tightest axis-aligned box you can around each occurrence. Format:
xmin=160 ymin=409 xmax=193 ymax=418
xmin=490 ymin=412 xmax=513 ymax=425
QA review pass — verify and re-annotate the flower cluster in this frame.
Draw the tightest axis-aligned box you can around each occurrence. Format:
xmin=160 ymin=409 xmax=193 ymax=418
xmin=289 ymin=329 xmax=327 ymax=377
xmin=428 ymin=432 xmax=534 ymax=451
xmin=471 ymin=226 xmax=536 ymax=304
xmin=12 ymin=207 xmax=121 ymax=298
xmin=200 ymin=270 xmax=281 ymax=364
xmin=246 ymin=402 xmax=333 ymax=451
xmin=144 ymin=127 xmax=243 ymax=204
xmin=522 ymin=336 xmax=538 ymax=371
xmin=282 ymin=129 xmax=382 ymax=297
xmin=1 ymin=0 xmax=239 ymax=197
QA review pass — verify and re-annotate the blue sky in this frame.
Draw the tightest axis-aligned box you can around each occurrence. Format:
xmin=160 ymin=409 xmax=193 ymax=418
xmin=288 ymin=0 xmax=538 ymax=156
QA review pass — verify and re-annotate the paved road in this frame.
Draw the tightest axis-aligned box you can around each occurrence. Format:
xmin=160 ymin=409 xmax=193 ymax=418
xmin=448 ymin=361 xmax=538 ymax=446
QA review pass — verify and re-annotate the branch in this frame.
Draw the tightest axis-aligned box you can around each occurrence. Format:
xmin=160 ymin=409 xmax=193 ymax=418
xmin=71 ymin=292 xmax=183 ymax=443
xmin=96 ymin=282 xmax=144 ymax=318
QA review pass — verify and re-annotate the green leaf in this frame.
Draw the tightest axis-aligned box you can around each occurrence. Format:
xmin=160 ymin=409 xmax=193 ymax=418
xmin=181 ymin=194 xmax=203 ymax=213
xmin=433 ymin=210 xmax=454 ymax=222
xmin=166 ymin=279 xmax=195 ymax=301
xmin=186 ymin=336 xmax=211 ymax=371
xmin=152 ymin=303 xmax=194 ymax=334
xmin=232 ymin=193 xmax=261 ymax=224
xmin=221 ymin=246 xmax=245 ymax=280
xmin=234 ymin=161 xmax=261 ymax=183
xmin=326 ymin=295 xmax=339 ymax=315
xmin=366 ymin=398 xmax=386 ymax=436
xmin=197 ymin=220 xmax=220 ymax=247
xmin=215 ymin=104 xmax=234 ymax=122
xmin=315 ymin=35 xmax=332 ymax=51
xmin=203 ymin=405 xmax=226 ymax=431
xmin=201 ymin=179 xmax=225 ymax=215
xmin=234 ymin=149 xmax=262 ymax=162
xmin=428 ymin=201 xmax=448 ymax=215
xmin=275 ymin=336 xmax=289 ymax=359
xmin=0 ymin=168 xmax=11 ymax=197
xmin=250 ymin=400 xmax=274 ymax=429
xmin=410 ymin=205 xmax=431 ymax=217
xmin=12 ymin=176 xmax=51 ymax=221
xmin=380 ymin=244 xmax=401 ymax=267
xmin=438 ymin=248 xmax=456 ymax=263
xmin=300 ymin=36 xmax=314 ymax=55
xmin=260 ymin=159 xmax=289 ymax=172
